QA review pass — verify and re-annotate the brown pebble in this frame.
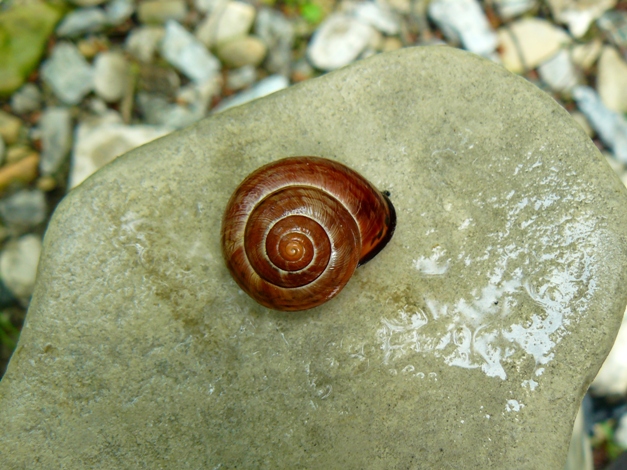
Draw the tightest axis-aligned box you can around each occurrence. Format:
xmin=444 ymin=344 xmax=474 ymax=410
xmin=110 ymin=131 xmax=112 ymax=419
xmin=0 ymin=153 xmax=39 ymax=191
xmin=36 ymin=175 xmax=57 ymax=192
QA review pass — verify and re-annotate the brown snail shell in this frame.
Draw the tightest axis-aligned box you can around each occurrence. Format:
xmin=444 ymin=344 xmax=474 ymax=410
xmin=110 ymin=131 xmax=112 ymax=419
xmin=221 ymin=156 xmax=396 ymax=311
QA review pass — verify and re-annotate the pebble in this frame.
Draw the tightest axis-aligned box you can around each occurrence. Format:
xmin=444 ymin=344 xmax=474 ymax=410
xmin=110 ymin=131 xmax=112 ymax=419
xmin=498 ymin=18 xmax=571 ymax=73
xmin=570 ymin=39 xmax=603 ymax=70
xmin=93 ymin=52 xmax=129 ymax=102
xmin=352 ymin=1 xmax=400 ymax=35
xmin=138 ymin=0 xmax=188 ymax=24
xmin=617 ymin=414 xmax=627 ymax=448
xmin=255 ymin=8 xmax=294 ymax=76
xmin=291 ymin=58 xmax=314 ymax=82
xmin=546 ymin=0 xmax=616 ymax=37
xmin=137 ymin=92 xmax=206 ymax=129
xmin=0 ymin=190 xmax=47 ymax=229
xmin=307 ymin=13 xmax=375 ymax=71
xmin=196 ymin=1 xmax=256 ymax=47
xmin=226 ymin=65 xmax=257 ymax=90
xmin=572 ymin=85 xmax=627 ymax=164
xmin=0 ymin=153 xmax=39 ymax=191
xmin=39 ymin=107 xmax=73 ymax=176
xmin=105 ymin=0 xmax=135 ymax=25
xmin=537 ymin=49 xmax=579 ymax=93
xmin=597 ymin=46 xmax=627 ymax=114
xmin=0 ymin=234 xmax=42 ymax=303
xmin=195 ymin=0 xmax=226 ymax=14
xmin=41 ymin=42 xmax=94 ymax=106
xmin=214 ymin=74 xmax=289 ymax=112
xmin=125 ymin=26 xmax=165 ymax=62
xmin=216 ymin=36 xmax=267 ymax=68
xmin=0 ymin=111 xmax=22 ymax=145
xmin=5 ymin=146 xmax=33 ymax=165
xmin=138 ymin=64 xmax=181 ymax=97
xmin=56 ymin=7 xmax=108 ymax=37
xmin=591 ymin=309 xmax=627 ymax=396
xmin=70 ymin=112 xmax=171 ymax=188
xmin=160 ymin=20 xmax=221 ymax=84
xmin=10 ymin=83 xmax=42 ymax=114
xmin=428 ymin=0 xmax=497 ymax=56
xmin=492 ymin=0 xmax=536 ymax=19
xmin=597 ymin=10 xmax=627 ymax=49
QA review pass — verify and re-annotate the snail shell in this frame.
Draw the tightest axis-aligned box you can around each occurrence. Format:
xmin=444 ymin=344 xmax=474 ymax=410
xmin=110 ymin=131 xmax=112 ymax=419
xmin=221 ymin=156 xmax=396 ymax=311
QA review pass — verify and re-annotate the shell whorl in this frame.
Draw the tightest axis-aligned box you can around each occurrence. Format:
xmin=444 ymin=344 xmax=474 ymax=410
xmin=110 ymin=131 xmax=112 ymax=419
xmin=221 ymin=156 xmax=395 ymax=311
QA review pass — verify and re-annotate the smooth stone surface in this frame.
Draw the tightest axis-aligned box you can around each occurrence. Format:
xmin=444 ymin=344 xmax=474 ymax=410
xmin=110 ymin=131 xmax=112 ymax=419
xmin=2 ymin=47 xmax=627 ymax=469
xmin=70 ymin=111 xmax=171 ymax=188
xmin=591 ymin=307 xmax=627 ymax=396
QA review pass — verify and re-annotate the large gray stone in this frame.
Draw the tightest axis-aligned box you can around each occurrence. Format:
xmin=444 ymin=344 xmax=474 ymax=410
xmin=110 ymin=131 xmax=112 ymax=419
xmin=1 ymin=47 xmax=627 ymax=468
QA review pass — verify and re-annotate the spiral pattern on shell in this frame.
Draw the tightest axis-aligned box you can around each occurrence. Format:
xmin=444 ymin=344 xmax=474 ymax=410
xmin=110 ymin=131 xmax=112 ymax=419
xmin=221 ymin=157 xmax=396 ymax=311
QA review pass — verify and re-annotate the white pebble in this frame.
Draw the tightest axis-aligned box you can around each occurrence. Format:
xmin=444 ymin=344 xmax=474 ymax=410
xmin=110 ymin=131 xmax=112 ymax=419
xmin=307 ymin=13 xmax=374 ymax=71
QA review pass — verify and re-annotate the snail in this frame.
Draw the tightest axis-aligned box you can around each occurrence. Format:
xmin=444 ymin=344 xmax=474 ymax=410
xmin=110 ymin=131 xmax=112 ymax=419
xmin=221 ymin=156 xmax=396 ymax=311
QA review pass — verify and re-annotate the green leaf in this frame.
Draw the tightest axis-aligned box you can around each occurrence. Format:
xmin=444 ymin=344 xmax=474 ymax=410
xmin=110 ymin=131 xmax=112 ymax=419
xmin=300 ymin=3 xmax=323 ymax=24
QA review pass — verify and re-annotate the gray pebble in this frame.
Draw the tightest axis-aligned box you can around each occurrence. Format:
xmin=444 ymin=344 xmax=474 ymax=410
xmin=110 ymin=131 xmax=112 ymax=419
xmin=125 ymin=26 xmax=165 ymax=62
xmin=255 ymin=8 xmax=294 ymax=76
xmin=160 ymin=20 xmax=221 ymax=84
xmin=573 ymin=85 xmax=627 ymax=164
xmin=56 ymin=7 xmax=108 ymax=37
xmin=0 ymin=190 xmax=47 ymax=229
xmin=41 ymin=42 xmax=94 ymax=105
xmin=214 ymin=74 xmax=288 ymax=112
xmin=10 ymin=84 xmax=42 ymax=114
xmin=39 ymin=107 xmax=73 ymax=176
xmin=597 ymin=10 xmax=627 ymax=49
xmin=105 ymin=0 xmax=135 ymax=25
xmin=137 ymin=92 xmax=207 ymax=129
xmin=226 ymin=65 xmax=257 ymax=90
xmin=537 ymin=49 xmax=579 ymax=92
